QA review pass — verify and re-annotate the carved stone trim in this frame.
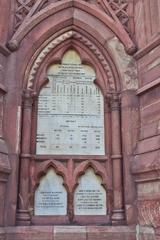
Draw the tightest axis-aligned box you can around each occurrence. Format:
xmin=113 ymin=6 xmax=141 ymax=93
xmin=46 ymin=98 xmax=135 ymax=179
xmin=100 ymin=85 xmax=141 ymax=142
xmin=9 ymin=0 xmax=136 ymax=54
xmin=34 ymin=160 xmax=68 ymax=191
xmin=27 ymin=31 xmax=73 ymax=89
xmin=13 ymin=0 xmax=131 ymax=35
xmin=73 ymin=32 xmax=115 ymax=91
xmin=106 ymin=92 xmax=121 ymax=110
xmin=106 ymin=0 xmax=130 ymax=32
xmin=26 ymin=31 xmax=115 ymax=91
xmin=73 ymin=160 xmax=108 ymax=191
xmin=14 ymin=0 xmax=47 ymax=32
xmin=110 ymin=93 xmax=121 ymax=110
xmin=23 ymin=89 xmax=36 ymax=108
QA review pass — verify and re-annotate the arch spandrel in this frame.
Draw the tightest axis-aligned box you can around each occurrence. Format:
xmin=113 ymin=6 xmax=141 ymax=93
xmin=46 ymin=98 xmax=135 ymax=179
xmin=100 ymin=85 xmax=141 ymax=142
xmin=10 ymin=3 xmax=138 ymax=93
xmin=9 ymin=0 xmax=136 ymax=54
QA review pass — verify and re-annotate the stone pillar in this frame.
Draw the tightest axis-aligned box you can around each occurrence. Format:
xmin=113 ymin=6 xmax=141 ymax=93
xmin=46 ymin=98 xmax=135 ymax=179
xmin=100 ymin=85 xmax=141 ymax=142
xmin=121 ymin=90 xmax=139 ymax=224
xmin=0 ymin=88 xmax=10 ymax=227
xmin=17 ymin=89 xmax=34 ymax=225
xmin=104 ymin=96 xmax=113 ymax=220
xmin=110 ymin=93 xmax=124 ymax=224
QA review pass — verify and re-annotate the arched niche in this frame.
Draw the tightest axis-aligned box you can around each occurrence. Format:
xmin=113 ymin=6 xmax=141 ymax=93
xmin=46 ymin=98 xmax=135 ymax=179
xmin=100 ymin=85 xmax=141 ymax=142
xmin=18 ymin=38 xmax=124 ymax=225
xmin=36 ymin=49 xmax=105 ymax=156
xmin=34 ymin=167 xmax=67 ymax=216
xmin=74 ymin=167 xmax=107 ymax=216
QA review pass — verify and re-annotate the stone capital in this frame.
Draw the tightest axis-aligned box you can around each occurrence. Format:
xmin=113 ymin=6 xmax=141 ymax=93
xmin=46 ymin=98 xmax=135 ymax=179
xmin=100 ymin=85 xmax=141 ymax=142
xmin=23 ymin=89 xmax=37 ymax=108
xmin=106 ymin=93 xmax=121 ymax=110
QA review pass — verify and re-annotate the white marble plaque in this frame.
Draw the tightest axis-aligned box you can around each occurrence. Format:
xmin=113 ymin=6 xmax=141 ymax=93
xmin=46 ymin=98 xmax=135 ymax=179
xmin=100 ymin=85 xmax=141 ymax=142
xmin=34 ymin=168 xmax=67 ymax=215
xmin=74 ymin=168 xmax=106 ymax=215
xmin=36 ymin=50 xmax=105 ymax=155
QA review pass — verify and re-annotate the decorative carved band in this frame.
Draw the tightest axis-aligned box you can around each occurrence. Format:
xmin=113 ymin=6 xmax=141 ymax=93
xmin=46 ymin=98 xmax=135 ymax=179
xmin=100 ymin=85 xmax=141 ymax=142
xmin=14 ymin=0 xmax=36 ymax=31
xmin=105 ymin=93 xmax=121 ymax=110
xmin=106 ymin=0 xmax=129 ymax=32
xmin=27 ymin=31 xmax=74 ymax=89
xmin=14 ymin=0 xmax=48 ymax=32
xmin=14 ymin=0 xmax=131 ymax=34
xmin=26 ymin=31 xmax=115 ymax=91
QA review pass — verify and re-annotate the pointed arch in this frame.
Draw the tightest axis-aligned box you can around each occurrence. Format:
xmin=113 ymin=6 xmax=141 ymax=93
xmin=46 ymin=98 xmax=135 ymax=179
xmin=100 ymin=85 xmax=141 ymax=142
xmin=73 ymin=160 xmax=108 ymax=191
xmin=23 ymin=29 xmax=121 ymax=93
xmin=34 ymin=160 xmax=68 ymax=191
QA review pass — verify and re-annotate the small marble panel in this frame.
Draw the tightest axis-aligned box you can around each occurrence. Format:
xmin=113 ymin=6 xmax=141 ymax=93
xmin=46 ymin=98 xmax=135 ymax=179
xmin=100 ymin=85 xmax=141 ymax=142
xmin=74 ymin=168 xmax=107 ymax=215
xmin=34 ymin=168 xmax=67 ymax=215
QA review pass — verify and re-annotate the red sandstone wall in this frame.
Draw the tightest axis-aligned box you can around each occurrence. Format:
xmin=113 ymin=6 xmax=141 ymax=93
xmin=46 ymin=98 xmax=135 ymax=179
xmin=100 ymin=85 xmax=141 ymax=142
xmin=134 ymin=0 xmax=160 ymax=49
xmin=0 ymin=0 xmax=11 ymax=228
xmin=0 ymin=1 xmax=160 ymax=240
xmin=133 ymin=0 xmax=160 ymax=239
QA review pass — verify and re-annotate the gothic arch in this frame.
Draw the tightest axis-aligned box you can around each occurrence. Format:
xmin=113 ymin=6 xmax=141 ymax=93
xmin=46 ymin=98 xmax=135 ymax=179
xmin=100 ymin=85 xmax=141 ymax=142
xmin=34 ymin=160 xmax=68 ymax=191
xmin=24 ymin=30 xmax=120 ymax=93
xmin=73 ymin=160 xmax=108 ymax=191
xmin=10 ymin=3 xmax=138 ymax=93
xmin=12 ymin=0 xmax=139 ymax=226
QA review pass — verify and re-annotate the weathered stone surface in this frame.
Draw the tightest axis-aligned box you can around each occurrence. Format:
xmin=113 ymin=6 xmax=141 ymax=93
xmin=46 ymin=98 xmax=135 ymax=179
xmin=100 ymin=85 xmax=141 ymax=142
xmin=107 ymin=37 xmax=138 ymax=90
xmin=0 ymin=1 xmax=160 ymax=240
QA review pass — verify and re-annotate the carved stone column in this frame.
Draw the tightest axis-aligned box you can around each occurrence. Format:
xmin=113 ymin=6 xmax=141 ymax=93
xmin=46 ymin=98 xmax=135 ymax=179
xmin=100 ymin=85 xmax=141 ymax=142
xmin=17 ymin=89 xmax=34 ymax=225
xmin=0 ymin=88 xmax=10 ymax=226
xmin=104 ymin=96 xmax=113 ymax=221
xmin=109 ymin=93 xmax=124 ymax=224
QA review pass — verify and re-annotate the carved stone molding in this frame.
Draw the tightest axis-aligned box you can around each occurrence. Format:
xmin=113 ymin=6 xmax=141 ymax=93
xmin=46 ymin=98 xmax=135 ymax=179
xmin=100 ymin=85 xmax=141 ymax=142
xmin=26 ymin=31 xmax=116 ymax=91
xmin=73 ymin=32 xmax=115 ymax=91
xmin=9 ymin=0 xmax=136 ymax=54
xmin=14 ymin=0 xmax=48 ymax=32
xmin=26 ymin=31 xmax=73 ymax=89
xmin=13 ymin=0 xmax=131 ymax=35
xmin=107 ymin=92 xmax=121 ymax=110
xmin=107 ymin=37 xmax=138 ymax=90
xmin=106 ymin=0 xmax=130 ymax=32
xmin=23 ymin=89 xmax=36 ymax=108
xmin=84 ymin=0 xmax=130 ymax=33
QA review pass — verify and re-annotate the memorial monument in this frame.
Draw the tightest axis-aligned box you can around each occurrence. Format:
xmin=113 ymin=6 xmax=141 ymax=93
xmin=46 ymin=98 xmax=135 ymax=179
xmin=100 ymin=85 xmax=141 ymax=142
xmin=0 ymin=0 xmax=160 ymax=240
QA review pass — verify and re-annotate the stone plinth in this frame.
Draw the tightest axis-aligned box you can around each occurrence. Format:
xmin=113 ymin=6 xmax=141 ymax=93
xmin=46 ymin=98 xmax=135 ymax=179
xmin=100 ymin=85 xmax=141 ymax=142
xmin=2 ymin=226 xmax=136 ymax=240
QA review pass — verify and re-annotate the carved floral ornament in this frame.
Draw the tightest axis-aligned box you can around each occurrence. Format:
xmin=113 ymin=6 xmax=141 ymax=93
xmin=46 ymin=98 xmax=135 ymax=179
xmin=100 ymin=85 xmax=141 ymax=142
xmin=33 ymin=159 xmax=108 ymax=193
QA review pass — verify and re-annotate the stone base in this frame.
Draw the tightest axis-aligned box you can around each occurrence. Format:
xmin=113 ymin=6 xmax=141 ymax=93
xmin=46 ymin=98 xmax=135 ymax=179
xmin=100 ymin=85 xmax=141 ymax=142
xmin=2 ymin=225 xmax=159 ymax=240
xmin=0 ymin=228 xmax=5 ymax=240
xmin=137 ymin=225 xmax=159 ymax=240
xmin=1 ymin=226 xmax=136 ymax=240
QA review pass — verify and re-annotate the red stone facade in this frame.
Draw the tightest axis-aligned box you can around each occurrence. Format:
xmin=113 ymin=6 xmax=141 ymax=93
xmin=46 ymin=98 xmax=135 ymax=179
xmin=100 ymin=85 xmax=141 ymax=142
xmin=0 ymin=0 xmax=160 ymax=239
